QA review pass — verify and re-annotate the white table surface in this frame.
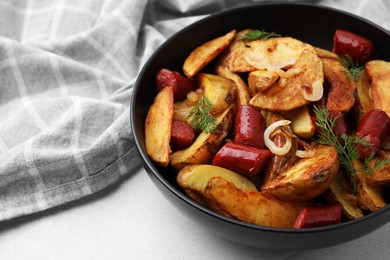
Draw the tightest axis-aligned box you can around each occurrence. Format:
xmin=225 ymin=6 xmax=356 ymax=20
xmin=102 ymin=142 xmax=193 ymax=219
xmin=0 ymin=165 xmax=389 ymax=260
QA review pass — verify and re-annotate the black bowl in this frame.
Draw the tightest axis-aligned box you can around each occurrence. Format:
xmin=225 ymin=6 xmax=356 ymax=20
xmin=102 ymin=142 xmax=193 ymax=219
xmin=131 ymin=2 xmax=390 ymax=250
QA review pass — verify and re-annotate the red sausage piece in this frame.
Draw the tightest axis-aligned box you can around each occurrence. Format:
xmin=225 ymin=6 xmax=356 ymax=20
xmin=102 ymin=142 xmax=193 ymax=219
xmin=170 ymin=120 xmax=195 ymax=151
xmin=156 ymin=68 xmax=196 ymax=101
xmin=234 ymin=105 xmax=265 ymax=148
xmin=333 ymin=29 xmax=376 ymax=64
xmin=355 ymin=109 xmax=390 ymax=159
xmin=293 ymin=204 xmax=342 ymax=228
xmin=212 ymin=142 xmax=271 ymax=178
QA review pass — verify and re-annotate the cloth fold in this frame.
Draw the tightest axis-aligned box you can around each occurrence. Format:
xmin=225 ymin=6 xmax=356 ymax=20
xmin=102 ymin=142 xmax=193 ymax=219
xmin=0 ymin=0 xmax=389 ymax=222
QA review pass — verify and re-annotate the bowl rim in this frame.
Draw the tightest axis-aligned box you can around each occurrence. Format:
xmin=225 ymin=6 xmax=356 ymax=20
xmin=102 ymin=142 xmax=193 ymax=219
xmin=131 ymin=1 xmax=390 ymax=235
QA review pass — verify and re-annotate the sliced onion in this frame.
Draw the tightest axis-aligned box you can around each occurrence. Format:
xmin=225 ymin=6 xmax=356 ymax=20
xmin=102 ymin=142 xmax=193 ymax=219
xmin=302 ymin=80 xmax=323 ymax=101
xmin=295 ymin=149 xmax=315 ymax=158
xmin=264 ymin=120 xmax=292 ymax=155
xmin=244 ymin=48 xmax=266 ymax=69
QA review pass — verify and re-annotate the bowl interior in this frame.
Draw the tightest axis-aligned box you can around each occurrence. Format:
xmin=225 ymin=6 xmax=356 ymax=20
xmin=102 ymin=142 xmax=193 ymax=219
xmin=131 ymin=2 xmax=390 ymax=249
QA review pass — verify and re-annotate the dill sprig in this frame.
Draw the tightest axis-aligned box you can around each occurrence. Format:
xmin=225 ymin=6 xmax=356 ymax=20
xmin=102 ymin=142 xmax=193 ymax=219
xmin=238 ymin=29 xmax=280 ymax=41
xmin=313 ymin=106 xmax=389 ymax=191
xmin=186 ymin=96 xmax=217 ymax=134
xmin=338 ymin=54 xmax=365 ymax=82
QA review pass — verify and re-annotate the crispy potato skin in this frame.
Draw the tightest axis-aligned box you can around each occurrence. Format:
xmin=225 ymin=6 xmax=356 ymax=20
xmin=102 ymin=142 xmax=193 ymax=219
xmin=353 ymin=160 xmax=387 ymax=212
xmin=262 ymin=145 xmax=339 ymax=202
xmin=204 ymin=177 xmax=304 ymax=228
xmin=145 ymin=86 xmax=174 ymax=167
xmin=325 ymin=172 xmax=364 ymax=220
xmin=183 ymin=30 xmax=236 ymax=78
xmin=365 ymin=60 xmax=390 ymax=116
xmin=322 ymin=57 xmax=356 ymax=114
xmin=366 ymin=151 xmax=390 ymax=186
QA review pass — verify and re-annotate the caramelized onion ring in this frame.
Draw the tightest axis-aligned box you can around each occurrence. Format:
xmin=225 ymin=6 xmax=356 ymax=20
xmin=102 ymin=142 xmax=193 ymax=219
xmin=264 ymin=120 xmax=292 ymax=155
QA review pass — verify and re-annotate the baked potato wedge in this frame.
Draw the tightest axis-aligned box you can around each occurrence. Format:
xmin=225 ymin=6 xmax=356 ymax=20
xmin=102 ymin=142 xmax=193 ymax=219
xmin=353 ymin=160 xmax=387 ymax=212
xmin=197 ymin=73 xmax=236 ymax=115
xmin=365 ymin=60 xmax=390 ymax=116
xmin=145 ymin=86 xmax=174 ymax=167
xmin=215 ymin=65 xmax=250 ymax=106
xmin=177 ymin=164 xmax=257 ymax=205
xmin=322 ymin=57 xmax=356 ymax=114
xmin=262 ymin=145 xmax=339 ymax=202
xmin=169 ymin=105 xmax=234 ymax=171
xmin=354 ymin=69 xmax=373 ymax=122
xmin=365 ymin=151 xmax=390 ymax=186
xmin=204 ymin=177 xmax=304 ymax=228
xmin=325 ymin=172 xmax=364 ymax=220
xmin=227 ymin=36 xmax=316 ymax=72
xmin=247 ymin=69 xmax=279 ymax=96
xmin=249 ymin=49 xmax=324 ymax=111
xmin=284 ymin=105 xmax=315 ymax=139
xmin=183 ymin=29 xmax=236 ymax=78
xmin=315 ymin=47 xmax=339 ymax=60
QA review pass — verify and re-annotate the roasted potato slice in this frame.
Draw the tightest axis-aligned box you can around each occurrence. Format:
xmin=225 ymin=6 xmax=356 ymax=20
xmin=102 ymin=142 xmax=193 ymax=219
xmin=215 ymin=65 xmax=250 ymax=106
xmin=354 ymin=69 xmax=373 ymax=122
xmin=366 ymin=151 xmax=390 ymax=186
xmin=169 ymin=105 xmax=234 ymax=171
xmin=227 ymin=36 xmax=316 ymax=72
xmin=262 ymin=145 xmax=339 ymax=202
xmin=204 ymin=177 xmax=304 ymax=228
xmin=249 ymin=49 xmax=324 ymax=111
xmin=177 ymin=164 xmax=257 ymax=205
xmin=353 ymin=160 xmax=387 ymax=212
xmin=183 ymin=29 xmax=236 ymax=78
xmin=365 ymin=60 xmax=390 ymax=116
xmin=263 ymin=112 xmax=299 ymax=185
xmin=315 ymin=47 xmax=339 ymax=60
xmin=322 ymin=57 xmax=356 ymax=114
xmin=145 ymin=86 xmax=174 ymax=167
xmin=197 ymin=73 xmax=236 ymax=115
xmin=247 ymin=70 xmax=279 ymax=95
xmin=284 ymin=105 xmax=315 ymax=139
xmin=325 ymin=172 xmax=364 ymax=220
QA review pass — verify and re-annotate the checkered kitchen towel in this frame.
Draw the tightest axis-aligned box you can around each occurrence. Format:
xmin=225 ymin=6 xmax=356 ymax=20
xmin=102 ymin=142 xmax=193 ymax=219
xmin=1 ymin=0 xmax=389 ymax=222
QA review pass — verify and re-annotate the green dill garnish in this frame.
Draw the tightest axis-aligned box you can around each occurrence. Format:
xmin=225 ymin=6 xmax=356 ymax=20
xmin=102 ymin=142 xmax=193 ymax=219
xmin=186 ymin=96 xmax=217 ymax=134
xmin=313 ymin=106 xmax=390 ymax=191
xmin=338 ymin=54 xmax=365 ymax=82
xmin=360 ymin=151 xmax=390 ymax=176
xmin=238 ymin=29 xmax=280 ymax=41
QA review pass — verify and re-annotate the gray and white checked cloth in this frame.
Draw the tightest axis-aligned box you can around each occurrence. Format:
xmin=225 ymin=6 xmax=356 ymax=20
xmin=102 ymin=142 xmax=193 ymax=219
xmin=0 ymin=0 xmax=389 ymax=222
